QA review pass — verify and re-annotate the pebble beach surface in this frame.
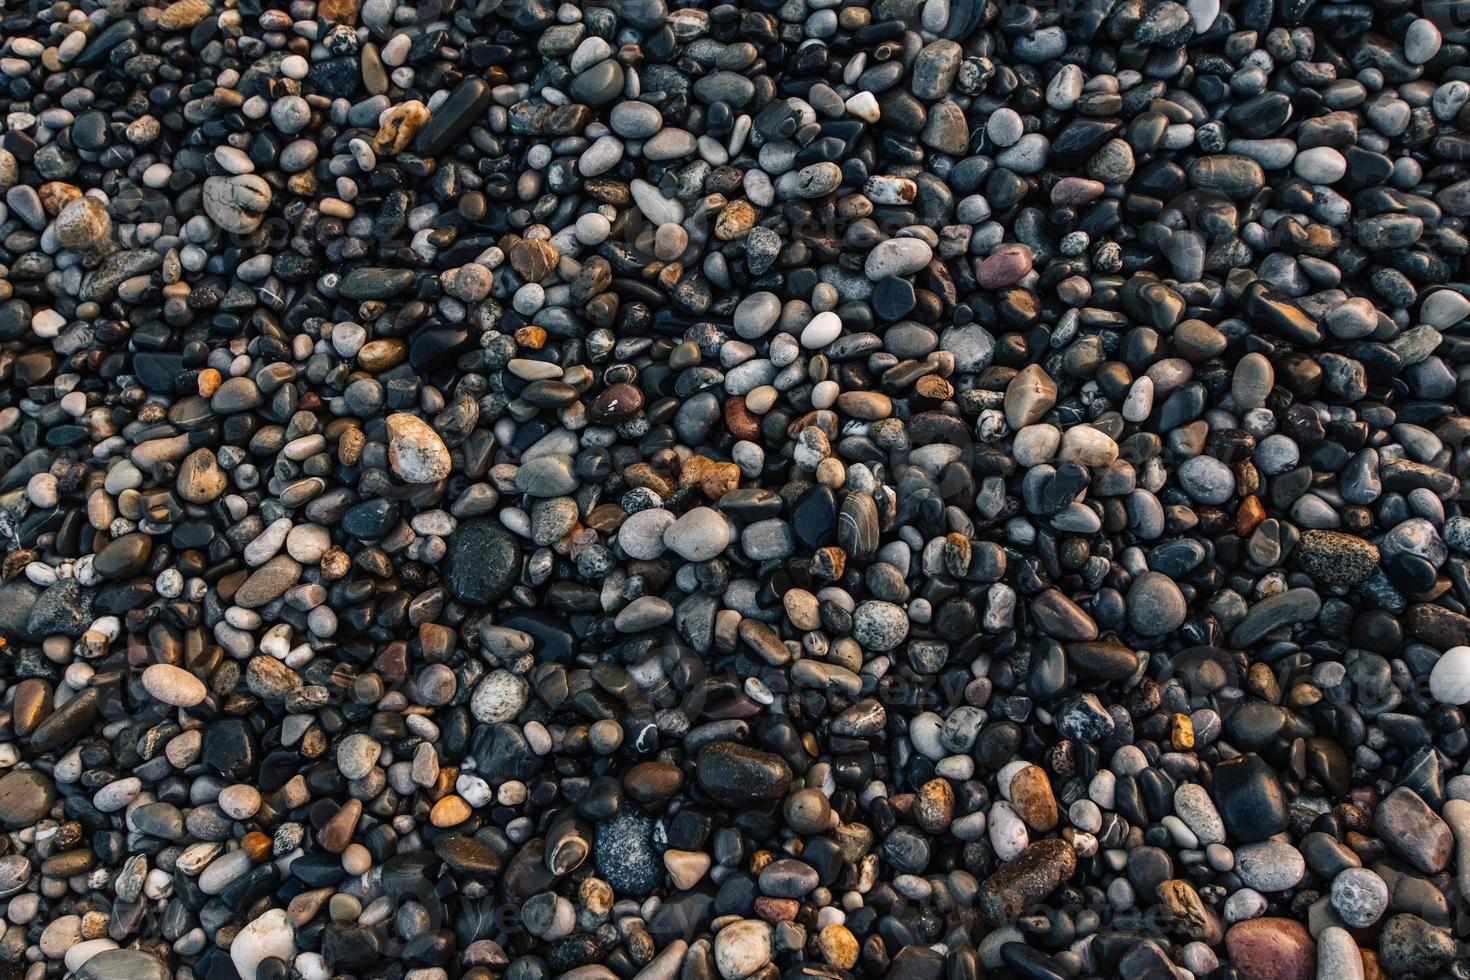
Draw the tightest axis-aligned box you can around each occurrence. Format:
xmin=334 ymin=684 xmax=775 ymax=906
xmin=2 ymin=0 xmax=1470 ymax=978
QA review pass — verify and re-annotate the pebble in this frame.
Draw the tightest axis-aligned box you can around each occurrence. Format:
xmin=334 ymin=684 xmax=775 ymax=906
xmin=1429 ymin=646 xmax=1470 ymax=704
xmin=230 ymin=910 xmax=295 ymax=980
xmin=0 ymin=770 xmax=55 ymax=829
xmin=714 ymin=920 xmax=771 ymax=980
xmin=1315 ymin=927 xmax=1364 ymax=980
xmin=663 ymin=507 xmax=730 ymax=562
xmin=140 ymin=664 xmax=207 ymax=708
xmin=385 ymin=413 xmax=451 ymax=484
xmin=1329 ymin=867 xmax=1389 ymax=927
xmin=1375 ymin=787 xmax=1454 ymax=873
xmin=201 ymin=175 xmax=272 ymax=234
xmin=1385 ymin=917 xmax=1456 ymax=979
xmin=1224 ymin=918 xmax=1316 ymax=980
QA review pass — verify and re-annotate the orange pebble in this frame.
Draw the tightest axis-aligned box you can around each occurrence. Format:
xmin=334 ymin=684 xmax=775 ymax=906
xmin=242 ymin=831 xmax=273 ymax=861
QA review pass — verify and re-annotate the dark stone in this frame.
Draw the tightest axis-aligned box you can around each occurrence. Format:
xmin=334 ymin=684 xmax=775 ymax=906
xmin=443 ymin=519 xmax=521 ymax=605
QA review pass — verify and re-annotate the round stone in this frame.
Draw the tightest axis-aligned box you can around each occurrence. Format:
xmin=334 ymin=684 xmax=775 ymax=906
xmin=853 ymin=600 xmax=909 ymax=651
xmin=141 ymin=664 xmax=207 ymax=707
xmin=1330 ymin=867 xmax=1389 ymax=927
xmin=1127 ymin=572 xmax=1188 ymax=635
xmin=663 ymin=507 xmax=731 ymax=562
xmin=714 ymin=920 xmax=772 ymax=980
xmin=1430 ymin=646 xmax=1470 ymax=705
xmin=470 ymin=670 xmax=530 ymax=724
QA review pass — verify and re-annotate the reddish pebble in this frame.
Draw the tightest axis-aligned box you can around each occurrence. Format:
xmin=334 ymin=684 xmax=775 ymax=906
xmin=977 ymin=244 xmax=1034 ymax=289
xmin=1224 ymin=918 xmax=1316 ymax=980
xmin=1051 ymin=176 xmax=1107 ymax=206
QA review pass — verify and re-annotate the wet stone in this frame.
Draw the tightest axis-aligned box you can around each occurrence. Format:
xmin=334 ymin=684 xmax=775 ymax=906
xmin=695 ymin=743 xmax=792 ymax=806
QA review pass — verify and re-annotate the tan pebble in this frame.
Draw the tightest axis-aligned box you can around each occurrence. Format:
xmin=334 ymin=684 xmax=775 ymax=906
xmin=320 ymin=547 xmax=351 ymax=579
xmin=355 ymin=338 xmax=406 ymax=371
xmin=714 ymin=199 xmax=756 ymax=240
xmin=745 ymin=385 xmax=778 ymax=413
xmin=835 ymin=391 xmax=893 ymax=420
xmin=384 ymin=412 xmax=451 ymax=484
xmin=818 ymin=924 xmax=859 ymax=969
xmin=374 ymin=101 xmax=430 ymax=155
xmin=176 ymin=448 xmax=227 ymax=503
xmin=159 ymin=0 xmax=213 ymax=28
xmin=337 ymin=426 xmax=364 ymax=465
xmin=782 ymin=588 xmax=821 ymax=631
xmin=341 ymin=843 xmax=372 ymax=875
xmin=430 ymin=795 xmax=471 ymax=827
xmin=679 ymin=455 xmax=740 ymax=499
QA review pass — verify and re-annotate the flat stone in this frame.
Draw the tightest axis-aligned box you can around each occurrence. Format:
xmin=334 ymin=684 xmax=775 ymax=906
xmin=0 ymin=770 xmax=55 ymax=829
xmin=1223 ymin=918 xmax=1315 ymax=980
xmin=1375 ymin=786 xmax=1453 ymax=873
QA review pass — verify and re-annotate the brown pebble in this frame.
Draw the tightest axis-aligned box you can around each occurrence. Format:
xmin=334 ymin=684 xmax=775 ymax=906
xmin=818 ymin=924 xmax=859 ymax=969
xmin=914 ymin=779 xmax=955 ymax=834
xmin=11 ymin=680 xmax=52 ymax=738
xmin=1236 ymin=494 xmax=1266 ymax=535
xmin=515 ymin=326 xmax=547 ymax=349
xmin=41 ymin=849 xmax=96 ymax=877
xmin=752 ymin=897 xmax=799 ymax=922
xmin=317 ymin=0 xmax=359 ymax=24
xmin=0 ymin=769 xmax=56 ymax=828
xmin=835 ymin=391 xmax=893 ymax=420
xmin=623 ymin=761 xmax=684 ymax=804
xmin=316 ymin=798 xmax=362 ymax=853
xmin=177 ymin=448 xmax=227 ymax=503
xmin=1008 ymin=764 xmax=1059 ymax=832
xmin=977 ymin=838 xmax=1078 ymax=926
xmin=589 ymin=382 xmax=645 ymax=423
xmin=783 ymin=787 xmax=831 ymax=833
xmin=1157 ymin=879 xmax=1222 ymax=944
xmin=585 ymin=504 xmax=627 ymax=534
xmin=356 ymin=338 xmax=407 ymax=372
xmin=37 ymin=181 xmax=81 ymax=215
xmin=197 ymin=368 xmax=222 ymax=397
xmin=509 ymin=238 xmax=560 ymax=281
xmin=725 ymin=396 xmax=761 ymax=440
xmin=679 ymin=455 xmax=739 ymax=499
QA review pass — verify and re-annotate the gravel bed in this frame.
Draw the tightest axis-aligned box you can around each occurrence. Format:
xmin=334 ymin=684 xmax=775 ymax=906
xmin=2 ymin=0 xmax=1470 ymax=979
